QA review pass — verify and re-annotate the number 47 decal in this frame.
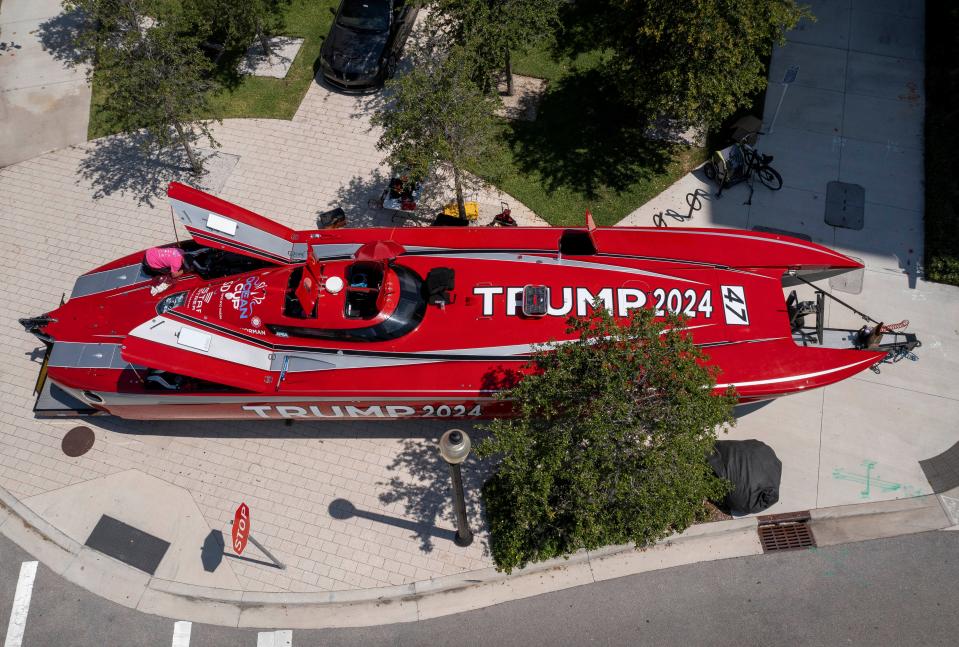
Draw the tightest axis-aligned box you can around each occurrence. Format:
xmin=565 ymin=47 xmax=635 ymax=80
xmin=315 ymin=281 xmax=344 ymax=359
xmin=720 ymin=285 xmax=749 ymax=325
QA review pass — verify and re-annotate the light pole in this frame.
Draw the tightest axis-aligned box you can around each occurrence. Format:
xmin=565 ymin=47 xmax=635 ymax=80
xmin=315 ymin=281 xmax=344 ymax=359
xmin=438 ymin=429 xmax=473 ymax=547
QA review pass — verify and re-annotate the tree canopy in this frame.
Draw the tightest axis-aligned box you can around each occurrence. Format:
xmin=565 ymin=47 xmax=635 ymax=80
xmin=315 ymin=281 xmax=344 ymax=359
xmin=188 ymin=0 xmax=290 ymax=56
xmin=478 ymin=306 xmax=736 ymax=573
xmin=371 ymin=34 xmax=499 ymax=218
xmin=428 ymin=0 xmax=564 ymax=94
xmin=582 ymin=0 xmax=810 ymax=127
xmin=66 ymin=0 xmax=219 ymax=173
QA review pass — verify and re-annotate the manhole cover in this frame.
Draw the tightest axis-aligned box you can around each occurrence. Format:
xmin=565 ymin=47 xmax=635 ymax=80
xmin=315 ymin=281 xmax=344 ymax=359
xmin=824 ymin=181 xmax=865 ymax=230
xmin=61 ymin=426 xmax=95 ymax=457
xmin=757 ymin=512 xmax=816 ymax=552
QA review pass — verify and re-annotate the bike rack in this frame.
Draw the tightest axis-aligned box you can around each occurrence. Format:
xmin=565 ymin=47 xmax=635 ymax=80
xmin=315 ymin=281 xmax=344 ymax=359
xmin=652 ymin=189 xmax=707 ymax=228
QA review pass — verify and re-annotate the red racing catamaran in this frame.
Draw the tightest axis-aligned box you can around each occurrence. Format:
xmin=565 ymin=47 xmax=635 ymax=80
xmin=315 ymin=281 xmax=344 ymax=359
xmin=20 ymin=183 xmax=920 ymax=420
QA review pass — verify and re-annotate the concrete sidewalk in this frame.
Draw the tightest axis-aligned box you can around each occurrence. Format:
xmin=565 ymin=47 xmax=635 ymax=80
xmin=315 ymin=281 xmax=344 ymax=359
xmin=0 ymin=0 xmax=90 ymax=166
xmin=2 ymin=479 xmax=956 ymax=628
xmin=618 ymin=0 xmax=958 ymax=516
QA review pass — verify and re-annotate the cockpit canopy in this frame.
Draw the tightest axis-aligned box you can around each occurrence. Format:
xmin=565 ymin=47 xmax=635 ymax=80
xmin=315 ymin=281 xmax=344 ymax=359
xmin=276 ymin=259 xmax=426 ymax=342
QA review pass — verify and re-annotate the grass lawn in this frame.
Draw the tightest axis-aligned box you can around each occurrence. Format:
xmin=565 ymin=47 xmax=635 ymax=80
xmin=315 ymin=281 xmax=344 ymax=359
xmin=88 ymin=0 xmax=338 ymax=139
xmin=467 ymin=41 xmax=707 ymax=227
xmin=924 ymin=3 xmax=959 ymax=286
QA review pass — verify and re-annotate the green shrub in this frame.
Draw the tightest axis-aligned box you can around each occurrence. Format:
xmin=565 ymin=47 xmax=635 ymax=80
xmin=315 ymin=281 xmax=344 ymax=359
xmin=478 ymin=307 xmax=735 ymax=572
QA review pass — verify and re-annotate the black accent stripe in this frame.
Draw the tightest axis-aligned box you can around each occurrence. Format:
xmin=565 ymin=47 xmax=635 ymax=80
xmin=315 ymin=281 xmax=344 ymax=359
xmin=189 ymin=230 xmax=294 ymax=264
xmin=164 ymin=312 xmax=783 ymax=365
xmin=165 ymin=312 xmax=532 ymax=362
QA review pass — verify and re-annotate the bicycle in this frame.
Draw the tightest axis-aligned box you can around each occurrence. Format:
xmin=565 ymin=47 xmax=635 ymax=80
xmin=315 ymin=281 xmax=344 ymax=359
xmin=705 ymin=138 xmax=782 ymax=204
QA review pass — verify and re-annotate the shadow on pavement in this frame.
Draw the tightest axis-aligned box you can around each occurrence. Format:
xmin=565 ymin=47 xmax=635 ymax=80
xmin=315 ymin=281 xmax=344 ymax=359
xmin=202 ymin=529 xmax=288 ymax=570
xmin=376 ymin=436 xmax=489 ymax=553
xmin=36 ymin=7 xmax=89 ymax=68
xmin=76 ymin=133 xmax=198 ymax=207
xmin=87 ymin=414 xmax=463 ymax=440
xmin=329 ymin=167 xmax=468 ymax=229
xmin=328 ymin=169 xmax=401 ymax=228
xmin=733 ymin=400 xmax=774 ymax=418
xmin=201 ymin=529 xmax=225 ymax=572
xmin=328 ymin=497 xmax=458 ymax=545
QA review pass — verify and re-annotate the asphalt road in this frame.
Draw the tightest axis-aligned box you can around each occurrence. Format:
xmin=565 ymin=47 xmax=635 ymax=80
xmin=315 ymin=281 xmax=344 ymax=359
xmin=1 ymin=531 xmax=957 ymax=646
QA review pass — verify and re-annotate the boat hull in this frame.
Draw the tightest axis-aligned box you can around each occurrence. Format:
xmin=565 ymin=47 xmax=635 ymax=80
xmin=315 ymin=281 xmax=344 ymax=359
xmin=20 ymin=182 xmax=912 ymax=422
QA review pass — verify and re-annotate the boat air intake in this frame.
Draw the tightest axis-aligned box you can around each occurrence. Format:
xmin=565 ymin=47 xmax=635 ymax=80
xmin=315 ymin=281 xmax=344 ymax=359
xmin=522 ymin=285 xmax=549 ymax=317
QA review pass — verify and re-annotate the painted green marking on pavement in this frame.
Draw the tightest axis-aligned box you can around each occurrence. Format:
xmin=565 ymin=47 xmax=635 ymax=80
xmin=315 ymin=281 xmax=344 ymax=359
xmin=832 ymin=460 xmax=924 ymax=499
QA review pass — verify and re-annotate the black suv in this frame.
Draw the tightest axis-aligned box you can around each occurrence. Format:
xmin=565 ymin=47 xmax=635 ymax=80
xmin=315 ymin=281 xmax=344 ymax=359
xmin=319 ymin=0 xmax=418 ymax=92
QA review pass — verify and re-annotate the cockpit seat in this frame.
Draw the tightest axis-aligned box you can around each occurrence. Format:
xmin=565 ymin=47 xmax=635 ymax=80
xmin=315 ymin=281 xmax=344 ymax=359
xmin=345 ymin=262 xmax=386 ymax=319
xmin=347 ymin=262 xmax=384 ymax=290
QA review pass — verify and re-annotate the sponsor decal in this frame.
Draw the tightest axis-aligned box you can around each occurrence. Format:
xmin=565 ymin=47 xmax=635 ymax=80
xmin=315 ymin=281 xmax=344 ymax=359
xmin=222 ymin=275 xmax=268 ymax=320
xmin=189 ymin=286 xmax=212 ymax=313
xmin=473 ymin=286 xmax=718 ymax=319
xmin=720 ymin=285 xmax=749 ymax=325
xmin=242 ymin=403 xmax=484 ymax=419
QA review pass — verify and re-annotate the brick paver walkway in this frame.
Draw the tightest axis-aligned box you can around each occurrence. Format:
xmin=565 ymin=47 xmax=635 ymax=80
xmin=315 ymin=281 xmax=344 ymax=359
xmin=0 ymin=79 xmax=544 ymax=593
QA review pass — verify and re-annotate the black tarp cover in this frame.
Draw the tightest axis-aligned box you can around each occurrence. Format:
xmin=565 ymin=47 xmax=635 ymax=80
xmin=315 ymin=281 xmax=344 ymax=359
xmin=708 ymin=439 xmax=782 ymax=515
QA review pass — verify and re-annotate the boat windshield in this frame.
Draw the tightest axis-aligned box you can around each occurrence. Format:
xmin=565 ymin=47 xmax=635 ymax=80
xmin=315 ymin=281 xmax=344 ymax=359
xmin=272 ymin=265 xmax=425 ymax=342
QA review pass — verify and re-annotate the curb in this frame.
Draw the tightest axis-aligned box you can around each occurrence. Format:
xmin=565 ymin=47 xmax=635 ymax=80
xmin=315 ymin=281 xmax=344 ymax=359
xmin=1 ymin=485 xmax=956 ymax=628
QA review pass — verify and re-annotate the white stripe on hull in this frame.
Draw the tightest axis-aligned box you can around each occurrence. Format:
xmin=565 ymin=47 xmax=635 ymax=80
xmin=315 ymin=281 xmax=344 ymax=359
xmin=128 ymin=316 xmax=547 ymax=373
xmin=714 ymin=356 xmax=878 ymax=389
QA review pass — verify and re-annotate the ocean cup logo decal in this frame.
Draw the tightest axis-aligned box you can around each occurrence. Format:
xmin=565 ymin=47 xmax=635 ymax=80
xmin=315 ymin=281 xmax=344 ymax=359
xmin=224 ymin=276 xmax=268 ymax=319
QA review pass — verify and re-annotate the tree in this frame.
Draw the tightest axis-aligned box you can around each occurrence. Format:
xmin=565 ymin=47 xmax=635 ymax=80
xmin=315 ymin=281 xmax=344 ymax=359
xmin=591 ymin=0 xmax=810 ymax=128
xmin=478 ymin=306 xmax=737 ymax=573
xmin=190 ymin=0 xmax=290 ymax=58
xmin=66 ymin=0 xmax=219 ymax=174
xmin=371 ymin=35 xmax=498 ymax=219
xmin=429 ymin=0 xmax=563 ymax=95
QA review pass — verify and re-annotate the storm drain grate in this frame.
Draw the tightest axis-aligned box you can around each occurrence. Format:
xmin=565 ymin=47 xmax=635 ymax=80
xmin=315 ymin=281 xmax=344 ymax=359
xmin=757 ymin=512 xmax=816 ymax=552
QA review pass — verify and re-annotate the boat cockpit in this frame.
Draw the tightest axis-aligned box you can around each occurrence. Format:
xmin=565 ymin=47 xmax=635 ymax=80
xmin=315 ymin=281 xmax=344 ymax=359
xmin=273 ymin=256 xmax=427 ymax=342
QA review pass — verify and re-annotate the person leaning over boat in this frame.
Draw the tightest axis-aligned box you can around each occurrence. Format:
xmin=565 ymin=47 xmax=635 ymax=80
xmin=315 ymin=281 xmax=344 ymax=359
xmin=142 ymin=246 xmax=208 ymax=295
xmin=143 ymin=246 xmax=187 ymax=279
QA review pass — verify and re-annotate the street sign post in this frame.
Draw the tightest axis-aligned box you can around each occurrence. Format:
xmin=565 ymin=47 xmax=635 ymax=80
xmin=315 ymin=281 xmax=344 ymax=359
xmin=232 ymin=502 xmax=250 ymax=554
xmin=230 ymin=502 xmax=285 ymax=569
xmin=767 ymin=65 xmax=800 ymax=135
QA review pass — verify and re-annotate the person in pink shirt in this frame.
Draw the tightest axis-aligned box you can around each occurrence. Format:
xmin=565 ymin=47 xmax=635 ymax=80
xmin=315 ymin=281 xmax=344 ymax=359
xmin=144 ymin=246 xmax=186 ymax=278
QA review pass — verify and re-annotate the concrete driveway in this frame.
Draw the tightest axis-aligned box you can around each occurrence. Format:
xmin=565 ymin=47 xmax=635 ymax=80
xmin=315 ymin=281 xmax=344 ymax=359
xmin=619 ymin=0 xmax=958 ymax=514
xmin=0 ymin=0 xmax=91 ymax=167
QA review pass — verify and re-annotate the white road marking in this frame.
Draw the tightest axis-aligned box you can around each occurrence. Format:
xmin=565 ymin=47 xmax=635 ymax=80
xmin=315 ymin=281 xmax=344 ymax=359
xmin=171 ymin=621 xmax=192 ymax=647
xmin=257 ymin=630 xmax=293 ymax=647
xmin=3 ymin=561 xmax=38 ymax=647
